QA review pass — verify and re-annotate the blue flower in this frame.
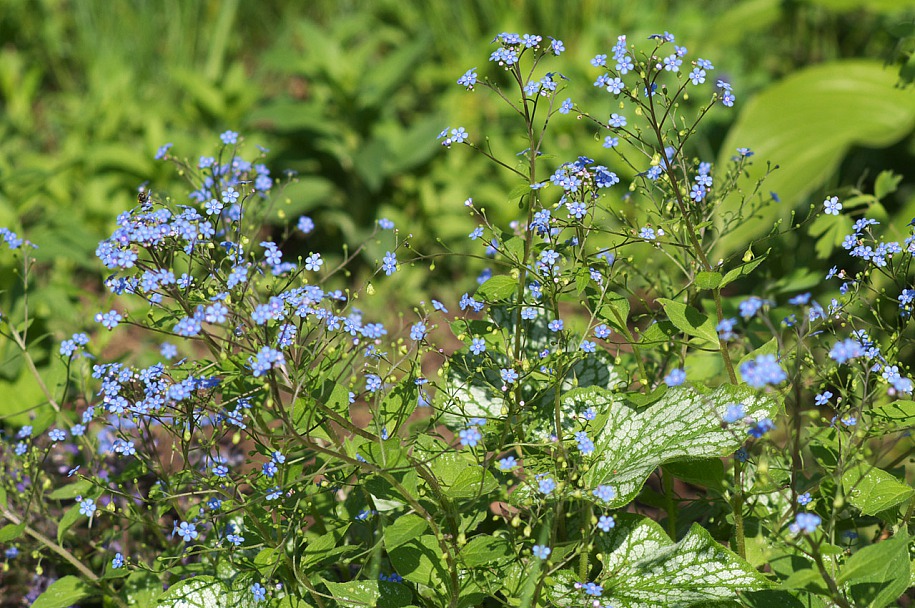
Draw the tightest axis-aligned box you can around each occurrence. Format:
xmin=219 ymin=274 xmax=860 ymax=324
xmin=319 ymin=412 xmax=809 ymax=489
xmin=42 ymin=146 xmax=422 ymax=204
xmin=304 ymin=253 xmax=323 ymax=271
xmin=365 ymin=374 xmax=383 ymax=393
xmin=459 ymin=426 xmax=482 ymax=448
xmin=176 ymin=521 xmax=198 ymax=542
xmin=716 ymin=318 xmax=737 ymax=341
xmin=823 ymin=196 xmax=842 ymax=216
xmin=220 ymin=130 xmax=239 ymax=145
xmin=593 ymin=485 xmax=616 ymax=502
xmin=575 ymin=431 xmax=594 ymax=455
xmin=79 ymin=498 xmax=96 ymax=517
xmin=559 ymin=98 xmax=573 ymax=114
xmin=814 ymin=391 xmax=832 ymax=406
xmin=740 ymin=355 xmax=786 ymax=388
xmin=829 ymin=338 xmax=864 ymax=364
xmin=548 ymin=319 xmax=564 ymax=332
xmin=609 ymin=113 xmax=627 ymax=128
xmin=664 ymin=368 xmax=686 ymax=386
xmin=95 ymin=310 xmax=123 ymax=330
xmin=798 ymin=492 xmax=812 ymax=506
xmin=469 ymin=338 xmax=486 ymax=355
xmin=739 ymin=296 xmax=768 ymax=319
xmin=532 ymin=544 xmax=551 ymax=559
xmin=154 ymin=143 xmax=173 ymax=160
xmin=457 ymin=68 xmax=478 ymax=90
xmin=537 ymin=475 xmax=557 ymax=495
xmin=722 ymin=403 xmax=745 ymax=424
xmin=498 ymin=456 xmax=517 ymax=471
xmin=297 ymin=215 xmax=315 ymax=234
xmin=382 ymin=252 xmax=397 ymax=275
xmin=500 ymin=368 xmax=519 ymax=385
xmin=789 ymin=512 xmax=821 ymax=535
xmin=597 ymin=515 xmax=615 ymax=532
xmin=410 ymin=322 xmax=427 ymax=342
xmin=111 ymin=552 xmax=124 ymax=569
xmin=251 ymin=582 xmax=267 ymax=602
xmin=748 ymin=418 xmax=774 ymax=438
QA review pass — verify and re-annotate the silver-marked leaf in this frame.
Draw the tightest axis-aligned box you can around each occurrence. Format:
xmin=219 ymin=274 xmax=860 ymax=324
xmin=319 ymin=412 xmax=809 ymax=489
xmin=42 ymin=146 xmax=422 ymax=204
xmin=575 ymin=385 xmax=777 ymax=507
xmin=323 ymin=579 xmax=413 ymax=608
xmin=155 ymin=576 xmax=255 ymax=608
xmin=596 ymin=515 xmax=771 ymax=607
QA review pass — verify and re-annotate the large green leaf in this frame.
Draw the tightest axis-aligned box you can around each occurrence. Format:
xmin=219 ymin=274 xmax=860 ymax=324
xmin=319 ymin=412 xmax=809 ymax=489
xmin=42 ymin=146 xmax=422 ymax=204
xmin=716 ymin=60 xmax=915 ymax=256
xmin=838 ymin=531 xmax=912 ymax=608
xmin=578 ymin=385 xmax=777 ymax=507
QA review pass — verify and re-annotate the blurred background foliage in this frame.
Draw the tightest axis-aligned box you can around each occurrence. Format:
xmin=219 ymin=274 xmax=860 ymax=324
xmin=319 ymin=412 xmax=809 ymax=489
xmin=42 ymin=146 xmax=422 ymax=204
xmin=0 ymin=0 xmax=914 ymax=420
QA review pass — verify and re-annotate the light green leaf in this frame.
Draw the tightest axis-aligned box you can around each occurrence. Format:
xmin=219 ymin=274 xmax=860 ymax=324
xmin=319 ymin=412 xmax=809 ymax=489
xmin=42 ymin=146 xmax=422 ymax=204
xmin=842 ymin=465 xmax=914 ymax=516
xmin=48 ymin=479 xmax=93 ymax=500
xmin=476 ymin=275 xmax=517 ymax=302
xmin=384 ymin=514 xmax=429 ymax=550
xmin=656 ymin=298 xmax=718 ymax=344
xmin=31 ymin=576 xmax=94 ymax=608
xmin=838 ymin=531 xmax=911 ymax=608
xmin=695 ymin=271 xmax=723 ymax=290
xmin=716 ymin=60 xmax=915 ymax=257
xmin=578 ymin=385 xmax=777 ymax=507
xmin=867 ymin=400 xmax=915 ymax=432
xmin=446 ymin=465 xmax=499 ymax=500
xmin=0 ymin=522 xmax=26 ymax=542
xmin=56 ymin=504 xmax=83 ymax=544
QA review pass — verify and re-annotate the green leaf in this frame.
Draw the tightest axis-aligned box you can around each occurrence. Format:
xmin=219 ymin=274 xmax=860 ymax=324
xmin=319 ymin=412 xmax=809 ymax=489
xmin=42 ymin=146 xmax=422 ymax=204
xmin=841 ymin=465 xmax=914 ymax=516
xmin=656 ymin=298 xmax=718 ymax=344
xmin=716 ymin=60 xmax=915 ymax=257
xmin=721 ymin=253 xmax=767 ymax=287
xmin=599 ymin=292 xmax=630 ymax=332
xmin=476 ymin=275 xmax=517 ymax=302
xmin=459 ymin=534 xmax=513 ymax=568
xmin=388 ymin=534 xmax=450 ymax=589
xmin=740 ymin=589 xmax=828 ymax=608
xmin=873 ymin=170 xmax=902 ymax=201
xmin=56 ymin=504 xmax=83 ymax=544
xmin=867 ymin=400 xmax=915 ymax=431
xmin=662 ymin=459 xmax=725 ymax=490
xmin=30 ymin=575 xmax=94 ymax=608
xmin=380 ymin=379 xmax=418 ymax=431
xmin=384 ymin=514 xmax=429 ymax=550
xmin=637 ymin=320 xmax=678 ymax=345
xmin=578 ymin=384 xmax=778 ymax=507
xmin=300 ymin=525 xmax=357 ymax=571
xmin=0 ymin=522 xmax=26 ymax=542
xmin=695 ymin=271 xmax=723 ymax=290
xmin=323 ymin=579 xmax=413 ymax=608
xmin=48 ymin=479 xmax=93 ymax=500
xmin=445 ymin=465 xmax=499 ymax=500
xmin=838 ymin=531 xmax=911 ymax=607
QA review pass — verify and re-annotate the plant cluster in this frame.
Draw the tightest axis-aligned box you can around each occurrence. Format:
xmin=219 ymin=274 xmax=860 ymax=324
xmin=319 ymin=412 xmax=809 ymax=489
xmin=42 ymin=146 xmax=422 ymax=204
xmin=0 ymin=31 xmax=913 ymax=608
